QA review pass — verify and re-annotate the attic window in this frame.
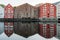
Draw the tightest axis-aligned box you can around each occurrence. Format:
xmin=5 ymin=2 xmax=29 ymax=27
xmin=8 ymin=10 xmax=10 ymax=13
xmin=8 ymin=8 xmax=10 ymax=13
xmin=51 ymin=5 xmax=53 ymax=6
xmin=44 ymin=5 xmax=46 ymax=6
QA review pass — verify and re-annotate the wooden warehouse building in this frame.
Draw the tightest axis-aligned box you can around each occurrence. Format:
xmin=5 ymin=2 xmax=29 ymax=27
xmin=39 ymin=3 xmax=56 ymax=21
xmin=14 ymin=3 xmax=39 ymax=38
xmin=14 ymin=3 xmax=38 ymax=19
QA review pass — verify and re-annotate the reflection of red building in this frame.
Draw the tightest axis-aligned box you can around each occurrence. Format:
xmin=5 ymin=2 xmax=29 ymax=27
xmin=39 ymin=23 xmax=56 ymax=38
xmin=4 ymin=4 xmax=14 ymax=37
xmin=39 ymin=3 xmax=56 ymax=20
xmin=4 ymin=22 xmax=13 ymax=37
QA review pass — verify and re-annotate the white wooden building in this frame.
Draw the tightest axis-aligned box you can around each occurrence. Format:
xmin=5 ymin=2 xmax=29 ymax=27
xmin=55 ymin=23 xmax=60 ymax=39
xmin=54 ymin=1 xmax=60 ymax=20
xmin=0 ymin=5 xmax=4 ymax=34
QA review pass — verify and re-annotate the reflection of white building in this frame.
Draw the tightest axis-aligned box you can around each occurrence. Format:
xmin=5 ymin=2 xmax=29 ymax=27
xmin=56 ymin=23 xmax=60 ymax=39
xmin=0 ymin=22 xmax=4 ymax=34
xmin=0 ymin=5 xmax=4 ymax=34
xmin=54 ymin=1 xmax=60 ymax=20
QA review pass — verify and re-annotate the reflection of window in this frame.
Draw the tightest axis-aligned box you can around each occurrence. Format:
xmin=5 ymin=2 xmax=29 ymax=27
xmin=50 ymin=24 xmax=54 ymax=31
xmin=5 ymin=27 xmax=8 ymax=30
xmin=5 ymin=26 xmax=8 ymax=27
xmin=8 ymin=23 xmax=10 ymax=25
xmin=50 ymin=24 xmax=54 ymax=26
xmin=43 ymin=24 xmax=46 ymax=26
xmin=43 ymin=24 xmax=46 ymax=33
xmin=10 ymin=27 xmax=13 ymax=30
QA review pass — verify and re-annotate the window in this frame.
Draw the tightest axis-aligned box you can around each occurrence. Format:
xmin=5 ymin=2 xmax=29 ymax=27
xmin=51 ymin=5 xmax=53 ymax=6
xmin=43 ymin=15 xmax=47 ymax=18
xmin=50 ymin=7 xmax=54 ymax=15
xmin=0 ymin=13 xmax=2 ymax=15
xmin=8 ymin=8 xmax=11 ymax=13
xmin=8 ymin=10 xmax=10 ymax=13
xmin=44 ymin=5 xmax=46 ymax=7
xmin=26 ymin=13 xmax=28 ymax=17
xmin=43 ymin=8 xmax=47 ymax=14
xmin=49 ymin=16 xmax=54 ymax=18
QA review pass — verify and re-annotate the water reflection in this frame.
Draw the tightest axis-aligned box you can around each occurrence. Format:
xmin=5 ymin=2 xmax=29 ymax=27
xmin=0 ymin=22 xmax=60 ymax=40
xmin=56 ymin=23 xmax=60 ymax=39
xmin=14 ymin=22 xmax=38 ymax=38
xmin=39 ymin=22 xmax=56 ymax=38
xmin=4 ymin=22 xmax=13 ymax=37
xmin=0 ymin=22 xmax=4 ymax=34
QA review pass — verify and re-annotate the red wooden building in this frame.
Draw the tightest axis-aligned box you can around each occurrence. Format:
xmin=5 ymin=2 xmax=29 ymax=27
xmin=39 ymin=23 xmax=56 ymax=38
xmin=4 ymin=4 xmax=14 ymax=37
xmin=39 ymin=3 xmax=56 ymax=20
xmin=4 ymin=4 xmax=14 ymax=18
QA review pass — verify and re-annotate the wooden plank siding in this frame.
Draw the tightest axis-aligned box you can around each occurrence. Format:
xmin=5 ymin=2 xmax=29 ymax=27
xmin=14 ymin=3 xmax=38 ymax=19
xmin=4 ymin=4 xmax=14 ymax=37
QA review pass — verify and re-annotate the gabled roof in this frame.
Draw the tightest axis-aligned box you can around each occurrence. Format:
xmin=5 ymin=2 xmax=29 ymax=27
xmin=53 ymin=1 xmax=60 ymax=5
xmin=17 ymin=3 xmax=34 ymax=8
xmin=6 ymin=4 xmax=12 ymax=7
